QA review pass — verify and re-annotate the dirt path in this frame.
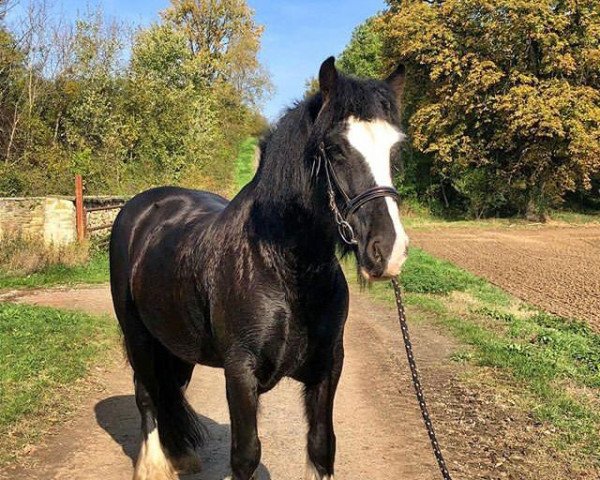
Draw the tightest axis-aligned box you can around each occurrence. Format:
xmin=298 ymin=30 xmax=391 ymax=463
xmin=411 ymin=225 xmax=600 ymax=330
xmin=0 ymin=285 xmax=458 ymax=480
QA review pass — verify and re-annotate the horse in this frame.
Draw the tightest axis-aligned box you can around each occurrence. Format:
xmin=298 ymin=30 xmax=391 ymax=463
xmin=109 ymin=56 xmax=409 ymax=480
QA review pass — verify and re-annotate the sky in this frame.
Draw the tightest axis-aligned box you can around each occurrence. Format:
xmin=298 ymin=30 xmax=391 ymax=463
xmin=249 ymin=0 xmax=387 ymax=120
xmin=8 ymin=0 xmax=387 ymax=120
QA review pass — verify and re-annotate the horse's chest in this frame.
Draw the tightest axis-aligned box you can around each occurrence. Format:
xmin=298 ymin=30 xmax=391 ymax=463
xmin=253 ymin=315 xmax=308 ymax=389
xmin=254 ymin=307 xmax=339 ymax=391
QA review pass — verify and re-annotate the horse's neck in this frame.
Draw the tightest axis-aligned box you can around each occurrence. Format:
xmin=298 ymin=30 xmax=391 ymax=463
xmin=230 ymin=103 xmax=337 ymax=267
xmin=238 ymin=160 xmax=338 ymax=268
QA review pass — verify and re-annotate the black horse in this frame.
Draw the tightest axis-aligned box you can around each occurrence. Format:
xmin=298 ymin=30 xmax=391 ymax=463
xmin=109 ymin=57 xmax=409 ymax=480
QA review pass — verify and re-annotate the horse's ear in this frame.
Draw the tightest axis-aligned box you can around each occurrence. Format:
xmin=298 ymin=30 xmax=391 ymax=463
xmin=385 ymin=63 xmax=406 ymax=103
xmin=319 ymin=56 xmax=338 ymax=101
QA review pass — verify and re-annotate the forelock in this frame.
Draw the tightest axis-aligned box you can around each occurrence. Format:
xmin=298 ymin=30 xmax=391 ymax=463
xmin=331 ymin=75 xmax=400 ymax=125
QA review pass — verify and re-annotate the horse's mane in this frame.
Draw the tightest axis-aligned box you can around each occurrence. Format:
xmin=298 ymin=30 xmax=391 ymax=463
xmin=250 ymin=93 xmax=324 ymax=207
xmin=258 ymin=93 xmax=325 ymax=164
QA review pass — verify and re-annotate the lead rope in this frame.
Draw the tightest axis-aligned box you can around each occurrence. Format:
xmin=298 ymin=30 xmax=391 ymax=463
xmin=391 ymin=277 xmax=454 ymax=480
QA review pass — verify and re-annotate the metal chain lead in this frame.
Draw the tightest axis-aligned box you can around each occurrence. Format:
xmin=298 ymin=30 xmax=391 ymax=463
xmin=391 ymin=277 xmax=453 ymax=480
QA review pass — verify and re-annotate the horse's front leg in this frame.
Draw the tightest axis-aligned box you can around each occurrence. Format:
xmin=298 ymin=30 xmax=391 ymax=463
xmin=304 ymin=343 xmax=344 ymax=480
xmin=225 ymin=358 xmax=261 ymax=480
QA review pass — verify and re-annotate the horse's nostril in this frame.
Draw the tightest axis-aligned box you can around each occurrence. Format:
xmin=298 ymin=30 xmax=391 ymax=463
xmin=368 ymin=238 xmax=384 ymax=265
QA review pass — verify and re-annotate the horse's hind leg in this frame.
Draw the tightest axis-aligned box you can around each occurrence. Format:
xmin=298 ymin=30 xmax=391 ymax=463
xmin=120 ymin=307 xmax=203 ymax=479
xmin=133 ymin=373 xmax=177 ymax=480
xmin=126 ymin=326 xmax=177 ymax=480
xmin=154 ymin=347 xmax=204 ymax=474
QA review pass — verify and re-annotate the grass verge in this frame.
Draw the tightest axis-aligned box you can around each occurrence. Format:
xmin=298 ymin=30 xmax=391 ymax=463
xmin=234 ymin=137 xmax=258 ymax=194
xmin=0 ymin=251 xmax=109 ymax=291
xmin=550 ymin=209 xmax=600 ymax=225
xmin=400 ymin=201 xmax=600 ymax=230
xmin=348 ymin=248 xmax=600 ymax=471
xmin=0 ymin=302 xmax=119 ymax=465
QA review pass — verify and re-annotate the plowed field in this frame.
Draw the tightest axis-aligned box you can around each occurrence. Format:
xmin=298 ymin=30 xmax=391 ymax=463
xmin=411 ymin=225 xmax=600 ymax=330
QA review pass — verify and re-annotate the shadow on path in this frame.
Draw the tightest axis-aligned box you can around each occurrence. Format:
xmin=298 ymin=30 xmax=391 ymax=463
xmin=95 ymin=395 xmax=271 ymax=480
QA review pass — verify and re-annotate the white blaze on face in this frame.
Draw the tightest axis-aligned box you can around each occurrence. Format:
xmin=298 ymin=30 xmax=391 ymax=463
xmin=346 ymin=116 xmax=410 ymax=276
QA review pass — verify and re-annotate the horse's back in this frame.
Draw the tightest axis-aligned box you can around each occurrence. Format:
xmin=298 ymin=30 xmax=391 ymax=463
xmin=112 ymin=186 xmax=227 ymax=245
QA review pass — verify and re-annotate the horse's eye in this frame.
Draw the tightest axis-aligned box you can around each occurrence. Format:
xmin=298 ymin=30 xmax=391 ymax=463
xmin=326 ymin=144 xmax=345 ymax=162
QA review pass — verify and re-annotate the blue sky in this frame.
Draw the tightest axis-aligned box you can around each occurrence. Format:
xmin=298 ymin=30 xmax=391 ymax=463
xmin=249 ymin=1 xmax=387 ymax=120
xmin=9 ymin=0 xmax=386 ymax=119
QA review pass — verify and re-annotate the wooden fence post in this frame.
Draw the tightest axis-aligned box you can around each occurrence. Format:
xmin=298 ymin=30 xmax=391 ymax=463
xmin=75 ymin=174 xmax=86 ymax=242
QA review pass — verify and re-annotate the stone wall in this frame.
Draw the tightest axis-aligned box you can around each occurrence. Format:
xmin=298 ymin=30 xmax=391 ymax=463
xmin=0 ymin=196 xmax=125 ymax=246
xmin=0 ymin=198 xmax=45 ymax=240
xmin=44 ymin=197 xmax=76 ymax=245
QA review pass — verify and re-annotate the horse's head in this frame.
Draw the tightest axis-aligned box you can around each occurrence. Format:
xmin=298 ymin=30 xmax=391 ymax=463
xmin=311 ymin=57 xmax=409 ymax=281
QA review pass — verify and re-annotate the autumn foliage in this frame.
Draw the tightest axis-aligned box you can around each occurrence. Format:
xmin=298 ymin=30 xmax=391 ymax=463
xmin=342 ymin=0 xmax=600 ymax=219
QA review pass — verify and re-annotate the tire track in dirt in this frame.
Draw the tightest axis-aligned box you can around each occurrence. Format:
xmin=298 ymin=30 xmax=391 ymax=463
xmin=410 ymin=225 xmax=600 ymax=330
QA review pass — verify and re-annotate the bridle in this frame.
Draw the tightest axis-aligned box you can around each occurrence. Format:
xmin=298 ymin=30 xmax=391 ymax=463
xmin=316 ymin=142 xmax=401 ymax=245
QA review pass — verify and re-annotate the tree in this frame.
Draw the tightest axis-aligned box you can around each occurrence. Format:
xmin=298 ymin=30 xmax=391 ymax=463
xmin=338 ymin=17 xmax=385 ymax=79
xmin=379 ymin=0 xmax=600 ymax=219
xmin=127 ymin=24 xmax=229 ymax=190
xmin=0 ymin=0 xmax=270 ymax=197
xmin=56 ymin=12 xmax=130 ymax=192
xmin=162 ymin=0 xmax=271 ymax=106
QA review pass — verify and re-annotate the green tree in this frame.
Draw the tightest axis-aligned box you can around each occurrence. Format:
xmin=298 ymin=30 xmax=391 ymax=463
xmin=338 ymin=17 xmax=385 ymax=79
xmin=127 ymin=24 xmax=229 ymax=190
xmin=379 ymin=0 xmax=600 ymax=219
xmin=0 ymin=0 xmax=62 ymax=194
xmin=162 ymin=0 xmax=271 ymax=106
xmin=59 ymin=13 xmax=130 ymax=192
xmin=0 ymin=0 xmax=270 ymax=197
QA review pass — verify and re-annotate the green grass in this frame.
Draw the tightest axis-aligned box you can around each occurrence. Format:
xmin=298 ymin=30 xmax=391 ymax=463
xmin=0 ymin=302 xmax=118 ymax=464
xmin=0 ymin=251 xmax=109 ymax=290
xmin=234 ymin=137 xmax=258 ymax=193
xmin=400 ymin=201 xmax=600 ymax=230
xmin=400 ymin=247 xmax=484 ymax=294
xmin=550 ymin=209 xmax=600 ymax=225
xmin=350 ymin=247 xmax=600 ymax=466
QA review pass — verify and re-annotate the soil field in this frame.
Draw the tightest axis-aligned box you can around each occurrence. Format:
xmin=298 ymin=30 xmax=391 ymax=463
xmin=411 ymin=225 xmax=600 ymax=330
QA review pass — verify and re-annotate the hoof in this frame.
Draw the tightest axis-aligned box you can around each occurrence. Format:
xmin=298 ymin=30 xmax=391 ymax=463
xmin=305 ymin=460 xmax=334 ymax=480
xmin=171 ymin=451 xmax=202 ymax=474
